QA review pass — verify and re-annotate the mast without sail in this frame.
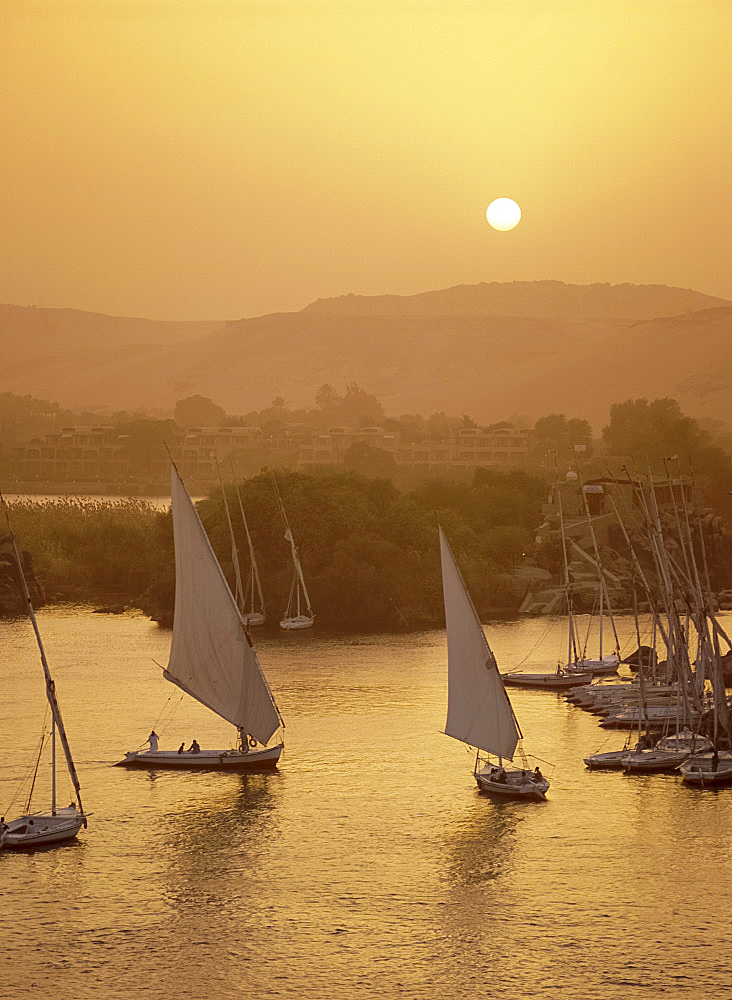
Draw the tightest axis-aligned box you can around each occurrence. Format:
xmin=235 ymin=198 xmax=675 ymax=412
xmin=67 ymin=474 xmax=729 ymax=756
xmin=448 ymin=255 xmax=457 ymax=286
xmin=272 ymin=471 xmax=314 ymax=619
xmin=439 ymin=526 xmax=521 ymax=759
xmin=0 ymin=491 xmax=85 ymax=815
xmin=165 ymin=462 xmax=282 ymax=745
xmin=230 ymin=463 xmax=265 ymax=619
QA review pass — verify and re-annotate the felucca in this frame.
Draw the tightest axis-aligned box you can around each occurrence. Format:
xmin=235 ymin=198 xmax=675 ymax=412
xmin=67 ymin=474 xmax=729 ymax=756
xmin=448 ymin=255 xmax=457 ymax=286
xmin=439 ymin=526 xmax=550 ymax=801
xmin=503 ymin=484 xmax=590 ymax=690
xmin=272 ymin=474 xmax=314 ymax=631
xmin=218 ymin=463 xmax=266 ymax=628
xmin=1 ymin=492 xmax=87 ymax=848
xmin=117 ymin=461 xmax=284 ymax=771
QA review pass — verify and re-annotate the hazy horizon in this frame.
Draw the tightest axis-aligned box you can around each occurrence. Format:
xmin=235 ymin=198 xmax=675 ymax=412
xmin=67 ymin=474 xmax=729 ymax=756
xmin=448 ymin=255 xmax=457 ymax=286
xmin=4 ymin=276 xmax=732 ymax=324
xmin=3 ymin=1 xmax=731 ymax=320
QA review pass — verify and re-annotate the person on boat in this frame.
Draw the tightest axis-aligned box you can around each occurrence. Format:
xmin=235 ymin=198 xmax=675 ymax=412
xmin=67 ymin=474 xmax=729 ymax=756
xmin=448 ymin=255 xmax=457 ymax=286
xmin=188 ymin=739 xmax=201 ymax=754
xmin=177 ymin=742 xmax=185 ymax=755
xmin=711 ymin=749 xmax=719 ymax=772
xmin=147 ymin=730 xmax=159 ymax=753
xmin=533 ymin=766 xmax=543 ymax=783
xmin=494 ymin=767 xmax=507 ymax=783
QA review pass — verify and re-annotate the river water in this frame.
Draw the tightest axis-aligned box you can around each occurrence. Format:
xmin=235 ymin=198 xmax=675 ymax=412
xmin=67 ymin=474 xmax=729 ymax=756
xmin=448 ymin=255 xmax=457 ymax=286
xmin=1 ymin=608 xmax=730 ymax=1000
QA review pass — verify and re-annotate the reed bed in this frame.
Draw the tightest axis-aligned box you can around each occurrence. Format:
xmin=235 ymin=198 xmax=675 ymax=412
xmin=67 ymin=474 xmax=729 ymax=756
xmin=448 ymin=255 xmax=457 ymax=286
xmin=6 ymin=497 xmax=165 ymax=604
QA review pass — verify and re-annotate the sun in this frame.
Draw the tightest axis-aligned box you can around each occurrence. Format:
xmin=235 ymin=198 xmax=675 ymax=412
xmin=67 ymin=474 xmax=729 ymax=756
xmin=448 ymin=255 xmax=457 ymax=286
xmin=486 ymin=198 xmax=521 ymax=231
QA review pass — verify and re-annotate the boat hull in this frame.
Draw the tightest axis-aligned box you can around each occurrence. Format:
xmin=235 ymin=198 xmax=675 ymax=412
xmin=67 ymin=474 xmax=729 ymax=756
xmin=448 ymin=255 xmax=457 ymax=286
xmin=623 ymin=750 xmax=690 ymax=774
xmin=279 ymin=616 xmax=314 ymax=630
xmin=576 ymin=655 xmax=620 ymax=677
xmin=475 ymin=768 xmax=549 ymax=801
xmin=680 ymin=754 xmax=732 ymax=787
xmin=115 ymin=743 xmax=283 ymax=771
xmin=241 ymin=612 xmax=266 ymax=628
xmin=584 ymin=749 xmax=632 ymax=770
xmin=503 ymin=671 xmax=591 ymax=690
xmin=3 ymin=807 xmax=85 ymax=849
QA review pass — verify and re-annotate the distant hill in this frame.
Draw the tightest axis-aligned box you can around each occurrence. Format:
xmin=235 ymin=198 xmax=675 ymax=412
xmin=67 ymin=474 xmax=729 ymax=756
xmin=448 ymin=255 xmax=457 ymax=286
xmin=304 ymin=280 xmax=730 ymax=320
xmin=0 ymin=304 xmax=222 ymax=383
xmin=1 ymin=284 xmax=730 ymax=427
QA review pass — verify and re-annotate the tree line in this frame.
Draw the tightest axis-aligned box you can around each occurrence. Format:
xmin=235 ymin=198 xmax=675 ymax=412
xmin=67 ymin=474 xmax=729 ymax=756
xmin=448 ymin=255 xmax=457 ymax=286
xmin=5 ymin=467 xmax=546 ymax=629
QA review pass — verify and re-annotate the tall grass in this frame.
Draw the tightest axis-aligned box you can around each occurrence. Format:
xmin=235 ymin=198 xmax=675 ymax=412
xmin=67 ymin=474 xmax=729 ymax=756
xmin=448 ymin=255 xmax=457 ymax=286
xmin=6 ymin=498 xmax=165 ymax=603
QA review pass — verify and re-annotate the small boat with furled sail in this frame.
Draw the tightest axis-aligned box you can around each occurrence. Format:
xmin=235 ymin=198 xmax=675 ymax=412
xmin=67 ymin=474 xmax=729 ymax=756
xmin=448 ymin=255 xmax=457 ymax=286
xmin=217 ymin=462 xmax=266 ymax=628
xmin=116 ymin=460 xmax=284 ymax=771
xmin=272 ymin=473 xmax=314 ymax=631
xmin=1 ymin=491 xmax=88 ymax=848
xmin=439 ymin=526 xmax=550 ymax=801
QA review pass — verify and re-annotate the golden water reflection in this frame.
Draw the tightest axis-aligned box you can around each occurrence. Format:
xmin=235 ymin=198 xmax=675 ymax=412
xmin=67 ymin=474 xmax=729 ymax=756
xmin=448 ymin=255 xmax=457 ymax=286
xmin=2 ymin=607 xmax=731 ymax=1000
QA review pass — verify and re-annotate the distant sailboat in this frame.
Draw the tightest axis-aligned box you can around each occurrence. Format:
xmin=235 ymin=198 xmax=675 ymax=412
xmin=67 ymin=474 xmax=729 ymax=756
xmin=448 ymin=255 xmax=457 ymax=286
xmin=1 ymin=492 xmax=87 ymax=848
xmin=272 ymin=474 xmax=314 ymax=631
xmin=218 ymin=463 xmax=266 ymax=628
xmin=117 ymin=461 xmax=283 ymax=770
xmin=503 ymin=486 xmax=591 ymax=690
xmin=235 ymin=481 xmax=266 ymax=628
xmin=439 ymin=526 xmax=550 ymax=801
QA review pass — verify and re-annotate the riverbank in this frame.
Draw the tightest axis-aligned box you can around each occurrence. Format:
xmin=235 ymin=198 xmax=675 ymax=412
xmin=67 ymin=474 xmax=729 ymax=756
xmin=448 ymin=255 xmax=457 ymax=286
xmin=1 ymin=468 xmax=545 ymax=628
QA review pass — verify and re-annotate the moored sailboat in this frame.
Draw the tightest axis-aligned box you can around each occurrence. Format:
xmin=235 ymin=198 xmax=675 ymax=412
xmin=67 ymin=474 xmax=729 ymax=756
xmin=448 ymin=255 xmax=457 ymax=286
xmin=1 ymin=492 xmax=87 ymax=848
xmin=440 ymin=526 xmax=550 ymax=801
xmin=234 ymin=479 xmax=266 ymax=628
xmin=116 ymin=461 xmax=284 ymax=771
xmin=503 ymin=482 xmax=592 ymax=690
xmin=218 ymin=463 xmax=266 ymax=628
xmin=272 ymin=475 xmax=314 ymax=631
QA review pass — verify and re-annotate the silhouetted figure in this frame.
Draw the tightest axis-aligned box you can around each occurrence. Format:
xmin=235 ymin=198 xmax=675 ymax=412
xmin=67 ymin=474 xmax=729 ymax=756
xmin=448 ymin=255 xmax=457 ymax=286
xmin=711 ymin=749 xmax=719 ymax=772
xmin=533 ymin=766 xmax=543 ymax=783
xmin=178 ymin=742 xmax=185 ymax=755
xmin=188 ymin=739 xmax=200 ymax=754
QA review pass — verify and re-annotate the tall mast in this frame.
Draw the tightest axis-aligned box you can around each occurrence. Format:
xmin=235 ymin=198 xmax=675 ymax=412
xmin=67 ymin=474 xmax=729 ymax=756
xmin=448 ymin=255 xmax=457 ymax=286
xmin=272 ymin=471 xmax=313 ymax=617
xmin=51 ymin=717 xmax=56 ymax=815
xmin=598 ymin=581 xmax=603 ymax=660
xmin=230 ymin=462 xmax=265 ymax=618
xmin=556 ymin=478 xmax=577 ymax=665
xmin=572 ymin=451 xmax=619 ymax=653
xmin=1 ymin=491 xmax=84 ymax=816
xmin=216 ymin=458 xmax=245 ymax=610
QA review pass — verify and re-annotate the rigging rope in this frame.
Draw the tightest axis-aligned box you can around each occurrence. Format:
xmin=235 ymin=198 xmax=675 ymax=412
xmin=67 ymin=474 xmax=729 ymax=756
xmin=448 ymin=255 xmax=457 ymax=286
xmin=4 ymin=705 xmax=50 ymax=816
xmin=514 ymin=617 xmax=557 ymax=668
xmin=23 ymin=732 xmax=47 ymax=814
xmin=136 ymin=690 xmax=186 ymax=747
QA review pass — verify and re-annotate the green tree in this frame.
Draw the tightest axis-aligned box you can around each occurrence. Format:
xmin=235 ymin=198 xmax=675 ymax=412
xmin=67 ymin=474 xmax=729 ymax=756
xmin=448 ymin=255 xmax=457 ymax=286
xmin=174 ymin=395 xmax=226 ymax=428
xmin=343 ymin=442 xmax=397 ymax=478
xmin=426 ymin=412 xmax=461 ymax=441
xmin=117 ymin=418 xmax=177 ymax=476
xmin=338 ymin=383 xmax=385 ymax=427
xmin=396 ymin=413 xmax=427 ymax=443
xmin=603 ymin=398 xmax=732 ymax=507
xmin=534 ymin=413 xmax=593 ymax=458
xmin=603 ymin=398 xmax=705 ymax=461
xmin=315 ymin=384 xmax=342 ymax=412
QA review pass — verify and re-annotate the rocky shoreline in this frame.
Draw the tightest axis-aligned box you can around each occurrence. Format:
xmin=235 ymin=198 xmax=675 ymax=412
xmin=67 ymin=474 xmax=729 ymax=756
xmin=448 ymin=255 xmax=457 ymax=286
xmin=0 ymin=538 xmax=44 ymax=615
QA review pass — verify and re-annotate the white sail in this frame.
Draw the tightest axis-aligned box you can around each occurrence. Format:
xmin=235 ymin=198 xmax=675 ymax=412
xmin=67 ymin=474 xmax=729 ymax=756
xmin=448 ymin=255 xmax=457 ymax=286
xmin=165 ymin=463 xmax=281 ymax=745
xmin=439 ymin=526 xmax=521 ymax=759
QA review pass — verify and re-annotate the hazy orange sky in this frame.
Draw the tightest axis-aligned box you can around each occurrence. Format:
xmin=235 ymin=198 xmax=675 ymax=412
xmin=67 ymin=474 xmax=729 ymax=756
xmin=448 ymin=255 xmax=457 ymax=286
xmin=2 ymin=0 xmax=730 ymax=319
